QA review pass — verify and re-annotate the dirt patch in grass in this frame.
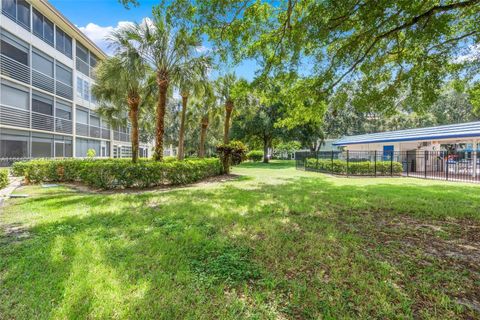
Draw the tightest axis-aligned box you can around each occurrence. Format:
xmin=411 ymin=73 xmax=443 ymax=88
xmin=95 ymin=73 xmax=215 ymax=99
xmin=337 ymin=212 xmax=480 ymax=317
xmin=0 ymin=223 xmax=30 ymax=245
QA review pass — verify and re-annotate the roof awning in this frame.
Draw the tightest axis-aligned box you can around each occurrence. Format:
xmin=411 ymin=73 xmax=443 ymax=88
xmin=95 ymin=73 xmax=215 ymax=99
xmin=333 ymin=121 xmax=480 ymax=146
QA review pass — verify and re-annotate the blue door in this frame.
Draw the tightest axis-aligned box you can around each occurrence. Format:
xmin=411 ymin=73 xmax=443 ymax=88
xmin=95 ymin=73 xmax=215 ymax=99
xmin=383 ymin=145 xmax=394 ymax=160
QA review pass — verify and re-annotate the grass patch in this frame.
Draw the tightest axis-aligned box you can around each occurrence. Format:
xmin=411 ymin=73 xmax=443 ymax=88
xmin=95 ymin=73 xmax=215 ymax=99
xmin=1 ymin=161 xmax=479 ymax=319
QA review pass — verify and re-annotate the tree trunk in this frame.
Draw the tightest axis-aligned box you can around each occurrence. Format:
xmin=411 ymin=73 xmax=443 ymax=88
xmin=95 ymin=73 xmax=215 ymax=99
xmin=128 ymin=94 xmax=140 ymax=163
xmin=263 ymin=137 xmax=270 ymax=163
xmin=177 ymin=95 xmax=188 ymax=160
xmin=223 ymin=100 xmax=234 ymax=144
xmin=154 ymin=72 xmax=168 ymax=161
xmin=199 ymin=115 xmax=209 ymax=158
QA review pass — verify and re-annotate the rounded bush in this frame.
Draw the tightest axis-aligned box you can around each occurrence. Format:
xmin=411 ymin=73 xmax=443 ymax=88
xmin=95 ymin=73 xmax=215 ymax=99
xmin=246 ymin=150 xmax=264 ymax=162
xmin=0 ymin=168 xmax=8 ymax=189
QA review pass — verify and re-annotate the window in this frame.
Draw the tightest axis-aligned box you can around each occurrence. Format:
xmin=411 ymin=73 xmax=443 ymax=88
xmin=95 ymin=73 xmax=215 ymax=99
xmin=76 ymin=77 xmax=91 ymax=101
xmin=76 ymin=43 xmax=90 ymax=76
xmin=76 ymin=43 xmax=88 ymax=62
xmin=55 ymin=102 xmax=72 ymax=120
xmin=88 ymin=139 xmax=101 ymax=156
xmin=0 ymin=129 xmax=29 ymax=157
xmin=32 ymin=93 xmax=53 ymax=115
xmin=76 ymin=108 xmax=88 ymax=124
xmin=54 ymin=136 xmax=72 ymax=158
xmin=75 ymin=138 xmax=88 ymax=157
xmin=32 ymin=134 xmax=53 ymax=158
xmin=0 ymin=83 xmax=28 ymax=110
xmin=56 ymin=63 xmax=72 ymax=85
xmin=0 ymin=32 xmax=29 ymax=65
xmin=90 ymin=54 xmax=97 ymax=68
xmin=32 ymin=8 xmax=54 ymax=45
xmin=55 ymin=27 xmax=72 ymax=58
xmin=65 ymin=139 xmax=73 ymax=157
xmin=90 ymin=114 xmax=100 ymax=127
xmin=32 ymin=51 xmax=54 ymax=77
xmin=1 ymin=0 xmax=30 ymax=29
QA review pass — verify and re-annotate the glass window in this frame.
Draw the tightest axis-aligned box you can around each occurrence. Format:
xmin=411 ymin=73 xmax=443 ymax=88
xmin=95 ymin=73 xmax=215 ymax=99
xmin=65 ymin=139 xmax=73 ymax=157
xmin=0 ymin=38 xmax=28 ymax=65
xmin=32 ymin=51 xmax=54 ymax=77
xmin=0 ymin=129 xmax=29 ymax=158
xmin=76 ymin=77 xmax=83 ymax=98
xmin=2 ymin=0 xmax=16 ymax=18
xmin=32 ymin=8 xmax=43 ymax=37
xmin=56 ymin=63 xmax=72 ymax=85
xmin=1 ymin=83 xmax=29 ymax=110
xmin=88 ymin=140 xmax=100 ymax=156
xmin=75 ymin=138 xmax=88 ymax=157
xmin=76 ymin=108 xmax=88 ymax=124
xmin=44 ymin=20 xmax=54 ymax=44
xmin=90 ymin=114 xmax=100 ymax=127
xmin=55 ymin=141 xmax=64 ymax=157
xmin=32 ymin=93 xmax=53 ymax=115
xmin=76 ymin=43 xmax=88 ymax=62
xmin=83 ymin=81 xmax=90 ymax=101
xmin=56 ymin=102 xmax=72 ymax=120
xmin=90 ymin=55 xmax=97 ymax=68
xmin=55 ymin=27 xmax=72 ymax=58
xmin=16 ymin=0 xmax=30 ymax=28
xmin=32 ymin=135 xmax=53 ymax=158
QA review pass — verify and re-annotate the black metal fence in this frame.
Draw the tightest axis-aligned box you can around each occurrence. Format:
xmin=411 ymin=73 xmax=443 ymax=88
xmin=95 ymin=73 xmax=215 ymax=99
xmin=0 ymin=158 xmax=31 ymax=168
xmin=295 ymin=150 xmax=480 ymax=183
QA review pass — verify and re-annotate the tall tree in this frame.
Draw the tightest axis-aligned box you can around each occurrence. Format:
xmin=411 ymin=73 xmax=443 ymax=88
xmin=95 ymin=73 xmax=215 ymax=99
xmin=125 ymin=11 xmax=209 ymax=161
xmin=176 ymin=57 xmax=211 ymax=160
xmin=92 ymin=30 xmax=152 ymax=163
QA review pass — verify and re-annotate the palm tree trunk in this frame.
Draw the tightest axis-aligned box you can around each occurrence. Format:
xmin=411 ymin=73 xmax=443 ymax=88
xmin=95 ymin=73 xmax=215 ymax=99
xmin=154 ymin=72 xmax=168 ymax=161
xmin=177 ymin=95 xmax=188 ymax=160
xmin=223 ymin=100 xmax=234 ymax=144
xmin=128 ymin=95 xmax=140 ymax=163
xmin=199 ymin=115 xmax=209 ymax=158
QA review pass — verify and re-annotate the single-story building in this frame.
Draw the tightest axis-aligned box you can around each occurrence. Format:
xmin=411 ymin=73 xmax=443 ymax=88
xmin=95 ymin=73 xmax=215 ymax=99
xmin=333 ymin=121 xmax=480 ymax=180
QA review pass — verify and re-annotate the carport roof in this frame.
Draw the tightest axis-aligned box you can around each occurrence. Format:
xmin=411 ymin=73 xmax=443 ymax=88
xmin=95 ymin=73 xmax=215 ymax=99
xmin=333 ymin=121 xmax=480 ymax=146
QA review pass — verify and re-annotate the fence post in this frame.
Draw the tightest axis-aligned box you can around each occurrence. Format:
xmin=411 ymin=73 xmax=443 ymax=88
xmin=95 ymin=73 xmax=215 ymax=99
xmin=406 ymin=152 xmax=409 ymax=177
xmin=390 ymin=151 xmax=393 ymax=176
xmin=331 ymin=150 xmax=334 ymax=174
xmin=424 ymin=151 xmax=427 ymax=179
xmin=374 ymin=150 xmax=377 ymax=177
xmin=446 ymin=151 xmax=449 ymax=181
xmin=346 ymin=150 xmax=349 ymax=177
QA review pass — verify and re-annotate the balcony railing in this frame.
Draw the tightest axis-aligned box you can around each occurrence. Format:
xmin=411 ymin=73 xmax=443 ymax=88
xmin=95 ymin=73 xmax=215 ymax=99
xmin=0 ymin=105 xmax=30 ymax=128
xmin=0 ymin=54 xmax=30 ymax=84
xmin=89 ymin=125 xmax=101 ymax=138
xmin=56 ymin=81 xmax=73 ymax=100
xmin=76 ymin=123 xmax=89 ymax=137
xmin=0 ymin=104 xmax=73 ymax=134
xmin=1 ymin=9 xmax=30 ymax=31
xmin=32 ymin=69 xmax=55 ymax=94
xmin=76 ymin=58 xmax=90 ymax=77
xmin=113 ymin=131 xmax=130 ymax=142
xmin=102 ymin=128 xmax=110 ymax=139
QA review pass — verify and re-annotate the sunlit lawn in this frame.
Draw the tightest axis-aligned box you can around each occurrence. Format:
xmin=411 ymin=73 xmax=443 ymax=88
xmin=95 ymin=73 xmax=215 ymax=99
xmin=1 ymin=161 xmax=479 ymax=319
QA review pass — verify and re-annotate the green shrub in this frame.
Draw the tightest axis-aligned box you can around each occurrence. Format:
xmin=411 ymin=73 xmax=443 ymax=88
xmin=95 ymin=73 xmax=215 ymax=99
xmin=86 ymin=149 xmax=96 ymax=158
xmin=0 ymin=168 xmax=8 ymax=189
xmin=246 ymin=150 xmax=264 ymax=162
xmin=305 ymin=158 xmax=402 ymax=175
xmin=11 ymin=158 xmax=222 ymax=190
xmin=216 ymin=141 xmax=248 ymax=174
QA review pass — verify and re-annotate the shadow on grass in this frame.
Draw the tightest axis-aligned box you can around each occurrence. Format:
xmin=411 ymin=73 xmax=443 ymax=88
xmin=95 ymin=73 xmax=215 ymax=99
xmin=1 ymin=173 xmax=479 ymax=318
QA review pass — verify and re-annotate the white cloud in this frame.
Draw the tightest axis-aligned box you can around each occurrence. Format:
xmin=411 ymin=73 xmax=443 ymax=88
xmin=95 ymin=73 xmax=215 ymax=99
xmin=455 ymin=44 xmax=480 ymax=63
xmin=78 ymin=21 xmax=137 ymax=55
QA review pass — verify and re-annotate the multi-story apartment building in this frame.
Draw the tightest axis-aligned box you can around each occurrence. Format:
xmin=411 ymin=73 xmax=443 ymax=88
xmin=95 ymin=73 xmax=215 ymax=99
xmin=0 ymin=0 xmax=150 ymax=160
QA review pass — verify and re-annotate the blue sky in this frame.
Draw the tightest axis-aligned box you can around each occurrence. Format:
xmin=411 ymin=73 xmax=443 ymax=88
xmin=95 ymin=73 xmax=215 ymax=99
xmin=50 ymin=0 xmax=259 ymax=80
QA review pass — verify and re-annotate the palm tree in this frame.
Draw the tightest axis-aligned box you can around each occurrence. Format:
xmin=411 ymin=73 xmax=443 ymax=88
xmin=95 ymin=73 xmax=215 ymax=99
xmin=92 ymin=30 xmax=152 ymax=163
xmin=125 ymin=14 xmax=209 ymax=161
xmin=215 ymin=74 xmax=249 ymax=144
xmin=176 ymin=58 xmax=210 ymax=160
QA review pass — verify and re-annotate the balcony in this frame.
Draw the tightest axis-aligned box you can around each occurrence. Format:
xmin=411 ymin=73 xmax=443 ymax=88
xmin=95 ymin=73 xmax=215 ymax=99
xmin=89 ymin=125 xmax=101 ymax=138
xmin=56 ymin=81 xmax=73 ymax=100
xmin=0 ymin=104 xmax=73 ymax=134
xmin=102 ymin=128 xmax=110 ymax=139
xmin=76 ymin=123 xmax=89 ymax=137
xmin=113 ymin=131 xmax=130 ymax=142
xmin=32 ymin=70 xmax=55 ymax=94
xmin=0 ymin=54 xmax=30 ymax=84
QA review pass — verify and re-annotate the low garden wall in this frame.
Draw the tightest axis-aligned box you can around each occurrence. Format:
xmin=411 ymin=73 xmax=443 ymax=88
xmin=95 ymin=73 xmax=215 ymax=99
xmin=12 ymin=158 xmax=223 ymax=190
xmin=305 ymin=158 xmax=403 ymax=176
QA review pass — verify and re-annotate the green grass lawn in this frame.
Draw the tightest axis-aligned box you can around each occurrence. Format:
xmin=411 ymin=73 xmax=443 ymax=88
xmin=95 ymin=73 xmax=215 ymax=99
xmin=1 ymin=161 xmax=480 ymax=319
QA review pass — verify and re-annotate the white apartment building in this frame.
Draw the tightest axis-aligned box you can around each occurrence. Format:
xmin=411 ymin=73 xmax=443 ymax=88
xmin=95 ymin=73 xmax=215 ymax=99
xmin=0 ymin=0 xmax=150 ymax=160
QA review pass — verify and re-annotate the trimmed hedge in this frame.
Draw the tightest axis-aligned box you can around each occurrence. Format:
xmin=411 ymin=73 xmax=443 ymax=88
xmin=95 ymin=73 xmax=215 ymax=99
xmin=246 ymin=150 xmax=264 ymax=162
xmin=306 ymin=158 xmax=403 ymax=176
xmin=0 ymin=168 xmax=8 ymax=189
xmin=12 ymin=158 xmax=223 ymax=189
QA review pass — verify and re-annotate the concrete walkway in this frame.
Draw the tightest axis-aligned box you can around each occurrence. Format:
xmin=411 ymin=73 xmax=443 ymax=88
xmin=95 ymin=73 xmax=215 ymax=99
xmin=0 ymin=177 xmax=22 ymax=208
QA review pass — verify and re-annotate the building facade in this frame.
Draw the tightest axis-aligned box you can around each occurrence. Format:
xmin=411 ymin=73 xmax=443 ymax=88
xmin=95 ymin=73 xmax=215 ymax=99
xmin=0 ymin=0 xmax=149 ymax=160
